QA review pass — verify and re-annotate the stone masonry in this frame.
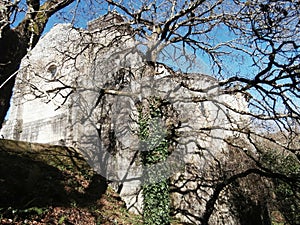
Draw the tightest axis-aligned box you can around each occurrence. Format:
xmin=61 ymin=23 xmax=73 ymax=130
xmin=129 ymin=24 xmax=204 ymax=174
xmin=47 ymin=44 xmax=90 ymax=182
xmin=1 ymin=13 xmax=250 ymax=224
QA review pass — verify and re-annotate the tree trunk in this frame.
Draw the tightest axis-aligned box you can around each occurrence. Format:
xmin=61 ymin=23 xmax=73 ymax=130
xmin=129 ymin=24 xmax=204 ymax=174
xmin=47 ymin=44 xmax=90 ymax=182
xmin=0 ymin=29 xmax=27 ymax=129
xmin=0 ymin=77 xmax=16 ymax=129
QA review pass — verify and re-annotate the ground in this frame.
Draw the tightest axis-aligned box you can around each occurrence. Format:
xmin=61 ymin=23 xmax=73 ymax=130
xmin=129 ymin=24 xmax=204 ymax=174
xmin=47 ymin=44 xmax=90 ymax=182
xmin=0 ymin=139 xmax=190 ymax=225
xmin=0 ymin=139 xmax=142 ymax=225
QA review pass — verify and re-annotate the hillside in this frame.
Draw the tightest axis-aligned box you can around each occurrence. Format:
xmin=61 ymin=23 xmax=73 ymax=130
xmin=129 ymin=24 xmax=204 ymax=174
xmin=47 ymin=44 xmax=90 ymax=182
xmin=0 ymin=139 xmax=145 ymax=225
xmin=0 ymin=139 xmax=291 ymax=225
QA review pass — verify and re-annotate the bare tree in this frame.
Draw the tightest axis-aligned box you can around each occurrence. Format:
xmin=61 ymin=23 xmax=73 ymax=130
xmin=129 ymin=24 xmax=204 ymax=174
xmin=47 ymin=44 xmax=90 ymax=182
xmin=99 ymin=1 xmax=300 ymax=224
xmin=2 ymin=0 xmax=299 ymax=224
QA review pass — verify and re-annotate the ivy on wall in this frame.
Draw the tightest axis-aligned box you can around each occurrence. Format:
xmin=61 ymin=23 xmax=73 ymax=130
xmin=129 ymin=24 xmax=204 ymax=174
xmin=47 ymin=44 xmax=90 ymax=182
xmin=138 ymin=96 xmax=171 ymax=225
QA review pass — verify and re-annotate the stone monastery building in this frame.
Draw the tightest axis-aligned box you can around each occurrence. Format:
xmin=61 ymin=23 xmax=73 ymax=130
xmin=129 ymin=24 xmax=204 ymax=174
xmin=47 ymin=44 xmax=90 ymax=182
xmin=1 ymin=13 xmax=249 ymax=224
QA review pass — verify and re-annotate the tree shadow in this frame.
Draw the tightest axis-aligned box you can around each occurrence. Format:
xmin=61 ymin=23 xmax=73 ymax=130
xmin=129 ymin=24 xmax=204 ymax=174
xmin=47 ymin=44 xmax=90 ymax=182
xmin=0 ymin=145 xmax=107 ymax=210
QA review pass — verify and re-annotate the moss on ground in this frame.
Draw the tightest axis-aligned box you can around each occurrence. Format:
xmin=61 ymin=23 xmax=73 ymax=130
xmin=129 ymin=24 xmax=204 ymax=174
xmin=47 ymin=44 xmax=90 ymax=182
xmin=0 ymin=139 xmax=142 ymax=225
xmin=0 ymin=139 xmax=191 ymax=224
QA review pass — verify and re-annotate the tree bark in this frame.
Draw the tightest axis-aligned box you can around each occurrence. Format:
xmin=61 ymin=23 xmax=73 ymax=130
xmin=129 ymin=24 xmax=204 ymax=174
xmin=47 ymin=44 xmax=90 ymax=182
xmin=0 ymin=29 xmax=26 ymax=128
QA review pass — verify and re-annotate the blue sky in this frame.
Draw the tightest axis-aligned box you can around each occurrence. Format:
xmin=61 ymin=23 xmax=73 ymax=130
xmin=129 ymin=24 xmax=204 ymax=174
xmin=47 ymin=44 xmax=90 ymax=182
xmin=10 ymin=0 xmax=257 ymax=78
xmin=6 ymin=0 xmax=299 ymax=127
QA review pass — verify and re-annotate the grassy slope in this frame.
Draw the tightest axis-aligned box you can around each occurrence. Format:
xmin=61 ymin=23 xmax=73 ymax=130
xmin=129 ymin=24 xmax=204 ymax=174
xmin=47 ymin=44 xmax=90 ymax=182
xmin=0 ymin=139 xmax=289 ymax=225
xmin=0 ymin=139 xmax=143 ymax=225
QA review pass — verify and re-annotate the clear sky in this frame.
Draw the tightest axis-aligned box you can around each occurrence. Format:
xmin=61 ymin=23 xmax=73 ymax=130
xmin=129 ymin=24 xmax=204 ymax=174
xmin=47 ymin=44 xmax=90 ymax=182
xmin=6 ymin=0 xmax=299 ymax=128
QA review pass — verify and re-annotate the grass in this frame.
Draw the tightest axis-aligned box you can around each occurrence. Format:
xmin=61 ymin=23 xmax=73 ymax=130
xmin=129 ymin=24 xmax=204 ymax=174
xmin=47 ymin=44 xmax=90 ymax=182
xmin=0 ymin=139 xmax=142 ymax=225
xmin=0 ymin=139 xmax=189 ymax=225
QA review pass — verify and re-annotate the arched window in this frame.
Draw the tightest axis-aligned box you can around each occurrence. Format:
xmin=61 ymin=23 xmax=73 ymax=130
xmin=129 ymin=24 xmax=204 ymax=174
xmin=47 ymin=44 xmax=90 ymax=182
xmin=47 ymin=64 xmax=58 ymax=77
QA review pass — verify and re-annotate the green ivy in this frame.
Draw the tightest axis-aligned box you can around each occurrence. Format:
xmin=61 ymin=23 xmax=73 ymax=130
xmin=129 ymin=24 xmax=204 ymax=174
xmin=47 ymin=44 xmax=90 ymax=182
xmin=138 ymin=97 xmax=170 ymax=225
xmin=261 ymin=149 xmax=300 ymax=225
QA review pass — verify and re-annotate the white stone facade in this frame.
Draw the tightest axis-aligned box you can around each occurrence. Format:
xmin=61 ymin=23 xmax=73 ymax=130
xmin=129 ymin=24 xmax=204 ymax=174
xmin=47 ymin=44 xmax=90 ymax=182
xmin=1 ymin=14 xmax=250 ymax=224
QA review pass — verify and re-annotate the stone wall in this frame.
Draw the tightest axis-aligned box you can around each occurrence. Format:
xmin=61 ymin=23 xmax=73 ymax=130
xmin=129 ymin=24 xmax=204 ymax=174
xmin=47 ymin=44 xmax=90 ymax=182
xmin=0 ymin=14 xmax=250 ymax=224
